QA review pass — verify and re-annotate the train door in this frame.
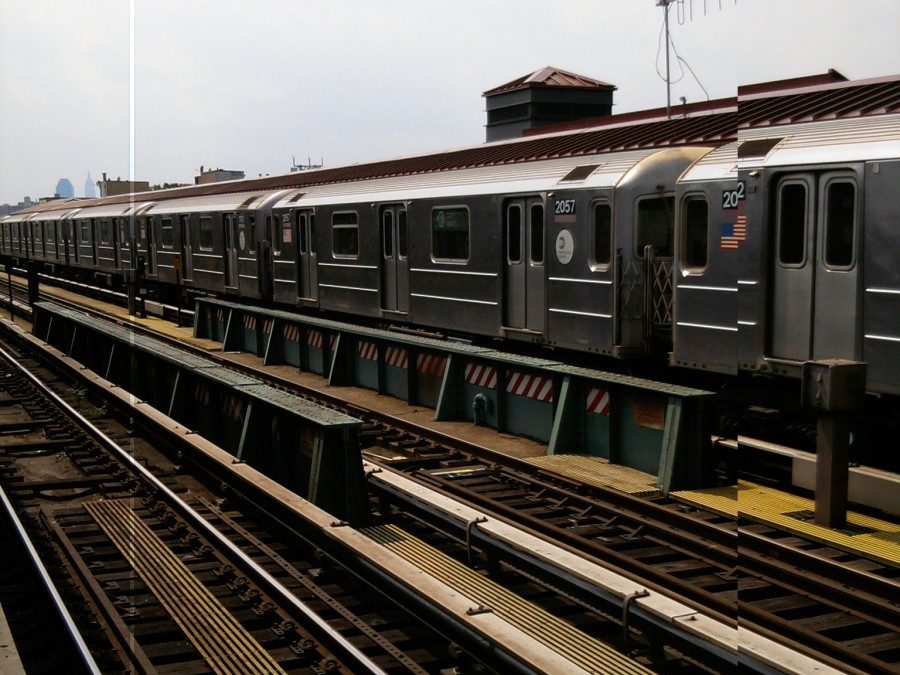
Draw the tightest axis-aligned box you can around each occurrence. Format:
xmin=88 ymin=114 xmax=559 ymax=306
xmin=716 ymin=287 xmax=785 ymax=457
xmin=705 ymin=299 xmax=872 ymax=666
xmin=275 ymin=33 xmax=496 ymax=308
xmin=295 ymin=210 xmax=318 ymax=300
xmin=769 ymin=171 xmax=861 ymax=361
xmin=503 ymin=198 xmax=545 ymax=331
xmin=180 ymin=214 xmax=193 ymax=282
xmin=224 ymin=213 xmax=237 ymax=288
xmin=379 ymin=205 xmax=408 ymax=313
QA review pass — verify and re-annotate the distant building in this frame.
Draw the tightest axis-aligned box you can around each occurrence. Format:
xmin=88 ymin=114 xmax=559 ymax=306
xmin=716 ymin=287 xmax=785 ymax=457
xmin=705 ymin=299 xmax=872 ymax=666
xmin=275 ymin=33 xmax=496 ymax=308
xmin=0 ymin=196 xmax=36 ymax=217
xmin=56 ymin=178 xmax=75 ymax=199
xmin=84 ymin=171 xmax=96 ymax=198
xmin=483 ymin=67 xmax=616 ymax=142
xmin=97 ymin=172 xmax=150 ymax=198
xmin=195 ymin=166 xmax=245 ymax=185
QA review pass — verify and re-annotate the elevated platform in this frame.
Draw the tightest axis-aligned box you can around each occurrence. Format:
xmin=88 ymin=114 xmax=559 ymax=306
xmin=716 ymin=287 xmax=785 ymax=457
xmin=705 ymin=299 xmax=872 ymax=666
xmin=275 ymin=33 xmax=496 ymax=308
xmin=672 ymin=481 xmax=900 ymax=568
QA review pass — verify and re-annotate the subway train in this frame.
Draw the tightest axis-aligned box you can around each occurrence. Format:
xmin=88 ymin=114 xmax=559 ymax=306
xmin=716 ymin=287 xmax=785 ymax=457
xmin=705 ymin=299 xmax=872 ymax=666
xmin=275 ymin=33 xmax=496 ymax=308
xmin=3 ymin=76 xmax=899 ymax=399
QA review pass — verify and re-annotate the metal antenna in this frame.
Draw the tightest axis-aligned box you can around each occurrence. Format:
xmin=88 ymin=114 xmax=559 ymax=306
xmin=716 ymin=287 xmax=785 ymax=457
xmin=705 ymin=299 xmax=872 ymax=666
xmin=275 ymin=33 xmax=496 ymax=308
xmin=657 ymin=0 xmax=675 ymax=119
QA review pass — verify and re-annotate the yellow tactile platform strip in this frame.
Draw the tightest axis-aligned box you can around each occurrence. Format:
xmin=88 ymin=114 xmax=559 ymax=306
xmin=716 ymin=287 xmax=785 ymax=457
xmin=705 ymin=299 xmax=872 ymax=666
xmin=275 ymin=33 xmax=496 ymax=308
xmin=524 ymin=454 xmax=660 ymax=496
xmin=672 ymin=481 xmax=900 ymax=569
xmin=85 ymin=500 xmax=287 ymax=675
xmin=363 ymin=524 xmax=652 ymax=675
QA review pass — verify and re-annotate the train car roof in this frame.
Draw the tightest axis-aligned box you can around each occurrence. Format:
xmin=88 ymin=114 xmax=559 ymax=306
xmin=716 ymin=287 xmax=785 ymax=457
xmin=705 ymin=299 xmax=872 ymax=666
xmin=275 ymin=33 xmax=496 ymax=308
xmin=69 ymin=201 xmax=156 ymax=219
xmin=738 ymin=113 xmax=900 ymax=168
xmin=144 ymin=188 xmax=295 ymax=215
xmin=679 ymin=143 xmax=738 ymax=183
xmin=271 ymin=147 xmax=690 ymax=208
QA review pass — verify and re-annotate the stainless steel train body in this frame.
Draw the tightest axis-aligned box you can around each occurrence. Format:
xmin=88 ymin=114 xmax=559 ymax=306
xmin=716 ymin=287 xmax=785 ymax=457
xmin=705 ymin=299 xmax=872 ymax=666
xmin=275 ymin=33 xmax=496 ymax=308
xmin=735 ymin=114 xmax=900 ymax=395
xmin=2 ymin=113 xmax=898 ymax=395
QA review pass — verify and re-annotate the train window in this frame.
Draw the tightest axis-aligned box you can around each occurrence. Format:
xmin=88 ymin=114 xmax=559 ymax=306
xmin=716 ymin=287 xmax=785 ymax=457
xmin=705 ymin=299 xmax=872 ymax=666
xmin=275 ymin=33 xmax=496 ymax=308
xmin=161 ymin=218 xmax=175 ymax=249
xmin=530 ymin=204 xmax=544 ymax=265
xmin=432 ymin=207 xmax=469 ymax=261
xmin=100 ymin=219 xmax=113 ymax=245
xmin=275 ymin=216 xmax=284 ymax=254
xmin=398 ymin=210 xmax=408 ymax=259
xmin=635 ymin=196 xmax=674 ymax=258
xmin=823 ymin=181 xmax=856 ymax=268
xmin=682 ymin=196 xmax=709 ymax=270
xmin=332 ymin=212 xmax=359 ymax=257
xmin=117 ymin=218 xmax=127 ymax=245
xmin=309 ymin=214 xmax=316 ymax=255
xmin=777 ymin=182 xmax=807 ymax=265
xmin=592 ymin=203 xmax=612 ymax=266
xmin=47 ymin=221 xmax=56 ymax=244
xmin=507 ymin=204 xmax=522 ymax=264
xmin=297 ymin=212 xmax=308 ymax=254
xmin=382 ymin=210 xmax=394 ymax=259
xmin=80 ymin=220 xmax=90 ymax=243
xmin=248 ymin=214 xmax=257 ymax=253
xmin=34 ymin=222 xmax=44 ymax=255
xmin=199 ymin=216 xmax=214 ymax=250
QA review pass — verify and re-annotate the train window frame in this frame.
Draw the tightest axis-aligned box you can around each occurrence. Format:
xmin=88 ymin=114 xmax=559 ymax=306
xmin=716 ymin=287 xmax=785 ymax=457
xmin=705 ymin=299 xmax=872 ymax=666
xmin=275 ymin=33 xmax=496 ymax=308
xmin=382 ymin=209 xmax=394 ymax=260
xmin=821 ymin=176 xmax=857 ymax=270
xmin=431 ymin=206 xmax=470 ymax=263
xmin=506 ymin=203 xmax=522 ymax=265
xmin=160 ymin=217 xmax=175 ymax=250
xmin=80 ymin=219 xmax=91 ymax=244
xmin=635 ymin=194 xmax=675 ymax=259
xmin=590 ymin=200 xmax=612 ymax=269
xmin=775 ymin=178 xmax=810 ymax=268
xmin=332 ymin=211 xmax=360 ymax=258
xmin=199 ymin=216 xmax=214 ymax=251
xmin=530 ymin=203 xmax=545 ymax=266
xmin=398 ymin=209 xmax=408 ymax=259
xmin=681 ymin=193 xmax=709 ymax=273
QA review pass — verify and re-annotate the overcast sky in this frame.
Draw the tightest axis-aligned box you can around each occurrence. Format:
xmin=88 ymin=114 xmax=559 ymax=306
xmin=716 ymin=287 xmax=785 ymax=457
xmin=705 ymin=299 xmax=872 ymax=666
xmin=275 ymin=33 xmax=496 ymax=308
xmin=1 ymin=0 xmax=898 ymax=205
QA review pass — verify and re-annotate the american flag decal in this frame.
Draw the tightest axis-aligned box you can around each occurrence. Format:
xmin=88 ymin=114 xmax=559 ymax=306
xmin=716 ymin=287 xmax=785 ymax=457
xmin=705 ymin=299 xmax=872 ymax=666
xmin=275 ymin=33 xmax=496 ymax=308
xmin=721 ymin=213 xmax=746 ymax=250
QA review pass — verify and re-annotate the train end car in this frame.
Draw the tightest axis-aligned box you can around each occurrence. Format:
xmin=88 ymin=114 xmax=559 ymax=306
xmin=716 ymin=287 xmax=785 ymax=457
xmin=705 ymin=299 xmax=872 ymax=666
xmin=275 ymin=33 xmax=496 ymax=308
xmin=737 ymin=114 xmax=900 ymax=395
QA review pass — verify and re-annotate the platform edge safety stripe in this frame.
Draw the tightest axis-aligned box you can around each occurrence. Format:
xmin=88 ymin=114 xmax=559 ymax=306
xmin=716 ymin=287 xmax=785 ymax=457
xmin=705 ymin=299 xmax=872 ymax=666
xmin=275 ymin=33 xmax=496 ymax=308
xmin=672 ymin=481 xmax=900 ymax=568
xmin=362 ymin=524 xmax=654 ymax=675
xmin=84 ymin=499 xmax=287 ymax=675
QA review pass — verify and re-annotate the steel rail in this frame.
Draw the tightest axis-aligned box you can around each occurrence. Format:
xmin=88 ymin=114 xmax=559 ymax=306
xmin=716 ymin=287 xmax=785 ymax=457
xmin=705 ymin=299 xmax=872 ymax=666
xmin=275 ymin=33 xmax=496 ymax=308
xmin=0 ymin=483 xmax=102 ymax=675
xmin=0 ymin=342 xmax=388 ymax=675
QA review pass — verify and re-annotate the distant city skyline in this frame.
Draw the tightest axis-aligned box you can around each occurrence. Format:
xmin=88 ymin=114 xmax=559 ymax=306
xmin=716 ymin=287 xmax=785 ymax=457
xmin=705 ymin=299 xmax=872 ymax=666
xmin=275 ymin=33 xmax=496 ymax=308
xmin=1 ymin=1 xmax=898 ymax=204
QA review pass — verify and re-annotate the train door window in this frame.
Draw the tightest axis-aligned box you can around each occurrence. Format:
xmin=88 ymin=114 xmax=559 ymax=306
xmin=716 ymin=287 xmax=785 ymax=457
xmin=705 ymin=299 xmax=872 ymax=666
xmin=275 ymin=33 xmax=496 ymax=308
xmin=248 ymin=214 xmax=257 ymax=252
xmin=530 ymin=204 xmax=544 ymax=265
xmin=199 ymin=216 xmax=214 ymax=250
xmin=297 ymin=212 xmax=308 ymax=254
xmin=100 ymin=219 xmax=112 ymax=245
xmin=823 ymin=180 xmax=856 ymax=268
xmin=433 ymin=207 xmax=469 ymax=261
xmin=776 ymin=182 xmax=807 ymax=266
xmin=398 ymin=209 xmax=407 ymax=259
xmin=80 ymin=220 xmax=90 ymax=242
xmin=636 ymin=196 xmax=675 ymax=257
xmin=272 ymin=216 xmax=291 ymax=255
xmin=34 ymin=222 xmax=44 ymax=255
xmin=682 ymin=195 xmax=709 ymax=270
xmin=382 ymin=210 xmax=394 ymax=259
xmin=161 ymin=218 xmax=175 ymax=249
xmin=506 ymin=204 xmax=522 ymax=264
xmin=592 ymin=202 xmax=612 ymax=267
xmin=332 ymin=212 xmax=359 ymax=257
xmin=309 ymin=214 xmax=316 ymax=255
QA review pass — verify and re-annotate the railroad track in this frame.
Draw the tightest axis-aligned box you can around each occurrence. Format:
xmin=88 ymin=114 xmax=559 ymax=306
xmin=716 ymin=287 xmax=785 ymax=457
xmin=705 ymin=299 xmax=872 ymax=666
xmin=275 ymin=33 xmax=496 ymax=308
xmin=7 ymin=281 xmax=900 ymax=673
xmin=0 ymin=336 xmax=478 ymax=673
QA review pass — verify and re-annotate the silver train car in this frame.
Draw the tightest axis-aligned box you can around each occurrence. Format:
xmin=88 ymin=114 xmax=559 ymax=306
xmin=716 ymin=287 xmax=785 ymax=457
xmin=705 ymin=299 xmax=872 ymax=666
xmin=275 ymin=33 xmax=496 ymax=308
xmin=3 ymin=89 xmax=898 ymax=396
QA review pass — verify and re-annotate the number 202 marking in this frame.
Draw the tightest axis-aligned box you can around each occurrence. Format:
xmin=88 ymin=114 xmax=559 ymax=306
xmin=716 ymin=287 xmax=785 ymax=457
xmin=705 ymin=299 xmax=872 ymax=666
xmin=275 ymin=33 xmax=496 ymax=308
xmin=554 ymin=199 xmax=576 ymax=215
xmin=722 ymin=181 xmax=746 ymax=209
